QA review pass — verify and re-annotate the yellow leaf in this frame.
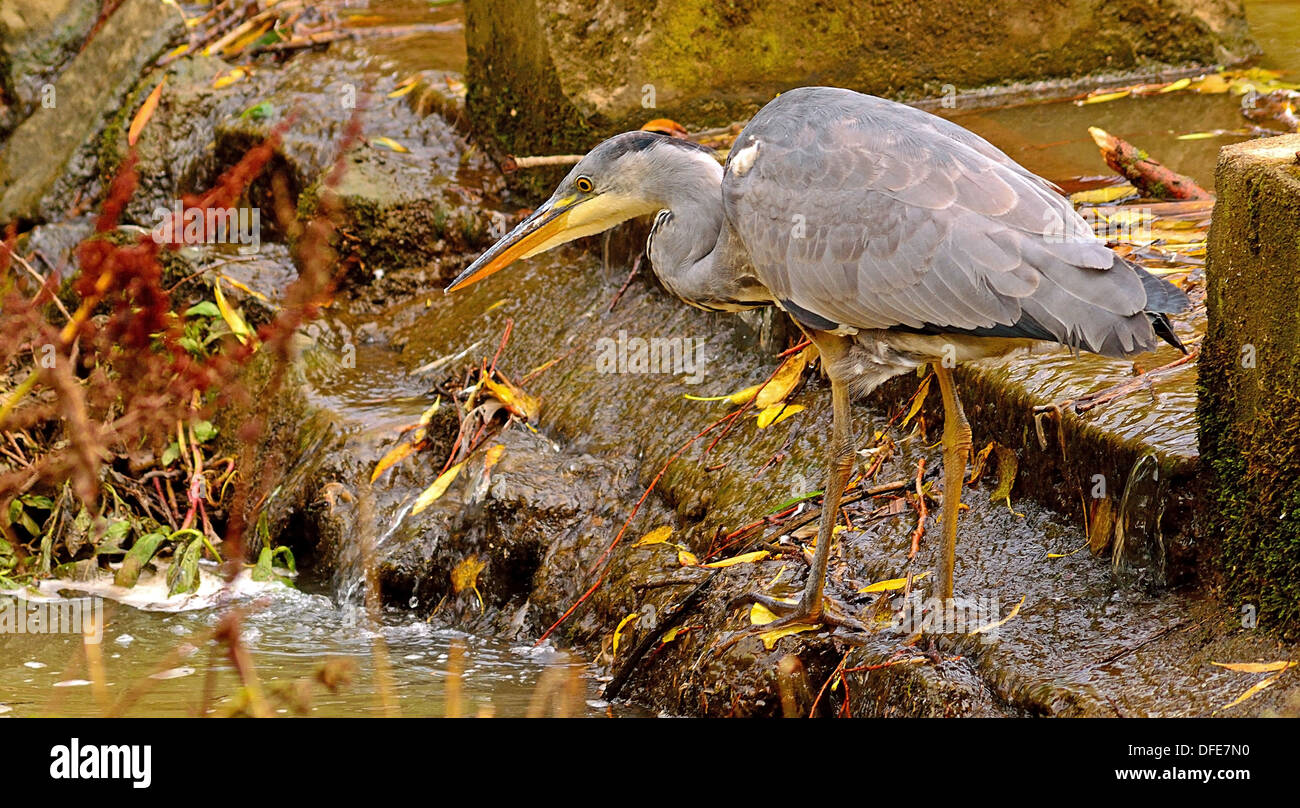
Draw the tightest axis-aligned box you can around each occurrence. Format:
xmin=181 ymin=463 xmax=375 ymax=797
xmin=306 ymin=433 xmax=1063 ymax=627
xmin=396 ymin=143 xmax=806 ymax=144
xmin=900 ymin=374 xmax=932 ymax=430
xmin=387 ymin=77 xmax=418 ymax=98
xmin=634 ymin=526 xmax=673 ymax=547
xmin=481 ymin=373 xmax=540 ymax=421
xmin=1175 ymin=131 xmax=1221 ymax=141
xmin=1217 ymin=674 xmax=1282 ymax=713
xmin=858 ymin=571 xmax=930 ymax=593
xmin=759 ymin=623 xmax=820 ymax=650
xmin=371 ymin=136 xmax=409 ymax=153
xmin=450 ymin=554 xmax=485 ymax=612
xmin=1069 ymin=184 xmax=1137 ymax=204
xmin=1158 ymin=77 xmax=1191 ymax=93
xmin=748 ymin=600 xmax=794 ymax=626
xmin=213 ymin=277 xmax=254 ymax=345
xmin=967 ymin=595 xmax=1025 ymax=635
xmin=484 ymin=443 xmax=506 ymax=472
xmin=1082 ymin=89 xmax=1131 ymax=104
xmin=370 ymin=441 xmax=415 ymax=483
xmin=1212 ymin=661 xmax=1297 ymax=674
xmin=412 ymin=461 xmax=464 ymax=514
xmin=700 ymin=550 xmax=771 ymax=569
xmin=756 ymin=403 xmax=804 ymax=428
xmin=661 ymin=626 xmax=682 ymax=644
xmin=677 ymin=550 xmax=699 ymax=567
xmin=128 ymin=78 xmax=166 ymax=146
xmin=755 ymin=346 xmax=814 ymax=408
xmin=684 ymin=383 xmax=761 ymax=405
xmin=612 ymin=612 xmax=639 ymax=659
xmin=1046 ymin=541 xmax=1089 ymax=558
xmin=212 ymin=67 xmax=247 ymax=89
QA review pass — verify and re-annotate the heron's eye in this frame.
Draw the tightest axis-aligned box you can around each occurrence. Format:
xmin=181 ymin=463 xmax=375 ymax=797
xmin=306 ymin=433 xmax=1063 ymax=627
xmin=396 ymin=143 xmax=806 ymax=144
xmin=575 ymin=176 xmax=594 ymax=193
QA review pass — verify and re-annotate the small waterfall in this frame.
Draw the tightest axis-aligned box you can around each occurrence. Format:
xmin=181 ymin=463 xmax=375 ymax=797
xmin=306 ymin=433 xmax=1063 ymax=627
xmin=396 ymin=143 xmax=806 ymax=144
xmin=1112 ymin=451 xmax=1168 ymax=589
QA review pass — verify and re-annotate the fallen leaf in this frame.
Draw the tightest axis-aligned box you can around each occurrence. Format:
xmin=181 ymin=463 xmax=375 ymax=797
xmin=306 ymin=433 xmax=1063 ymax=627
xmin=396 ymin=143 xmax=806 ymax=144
xmin=412 ymin=461 xmax=464 ymax=514
xmin=128 ymin=78 xmax=167 ymax=146
xmin=749 ymin=600 xmax=794 ymax=626
xmin=370 ymin=442 xmax=415 ymax=483
xmin=1069 ymin=184 xmax=1137 ymax=204
xmin=484 ymin=443 xmax=506 ymax=472
xmin=967 ymin=595 xmax=1025 ymax=635
xmin=1211 ymin=661 xmax=1297 ymax=674
xmin=1081 ymin=88 xmax=1131 ymax=104
xmin=212 ymin=67 xmax=248 ymax=89
xmin=612 ymin=612 xmax=639 ymax=659
xmin=371 ymin=136 xmax=409 ymax=153
xmin=759 ymin=623 xmax=821 ymax=650
xmin=450 ymin=554 xmax=485 ymax=611
xmin=900 ymin=374 xmax=932 ymax=430
xmin=1217 ymin=674 xmax=1282 ymax=713
xmin=677 ymin=550 xmax=699 ymax=566
xmin=213 ymin=277 xmax=255 ymax=345
xmin=634 ymin=526 xmax=673 ymax=547
xmin=1158 ymin=77 xmax=1192 ymax=93
xmin=684 ymin=383 xmax=761 ymax=405
xmin=755 ymin=346 xmax=814 ymax=408
xmin=481 ymin=372 xmax=539 ymax=421
xmin=756 ymin=403 xmax=804 ymax=428
xmin=388 ymin=76 xmax=418 ymax=98
xmin=858 ymin=571 xmax=930 ymax=593
xmin=700 ymin=550 xmax=770 ymax=568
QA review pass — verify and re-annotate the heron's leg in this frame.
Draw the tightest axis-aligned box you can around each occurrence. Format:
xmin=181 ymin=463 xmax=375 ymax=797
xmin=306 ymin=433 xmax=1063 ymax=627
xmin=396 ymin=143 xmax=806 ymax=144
xmin=727 ymin=336 xmax=865 ymax=636
xmin=932 ymin=363 xmax=972 ymax=602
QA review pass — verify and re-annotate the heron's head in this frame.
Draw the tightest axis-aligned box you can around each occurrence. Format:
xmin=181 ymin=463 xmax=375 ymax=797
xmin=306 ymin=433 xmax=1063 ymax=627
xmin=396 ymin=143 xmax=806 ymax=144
xmin=446 ymin=131 xmax=719 ymax=292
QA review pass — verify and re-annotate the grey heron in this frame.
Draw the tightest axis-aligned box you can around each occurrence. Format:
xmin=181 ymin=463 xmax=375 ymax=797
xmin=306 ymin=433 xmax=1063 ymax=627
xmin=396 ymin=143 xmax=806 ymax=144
xmin=447 ymin=86 xmax=1187 ymax=636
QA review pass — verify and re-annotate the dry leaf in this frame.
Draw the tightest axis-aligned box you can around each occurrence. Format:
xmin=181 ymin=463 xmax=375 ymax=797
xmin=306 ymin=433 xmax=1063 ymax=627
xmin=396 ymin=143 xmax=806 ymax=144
xmin=128 ymin=78 xmax=166 ymax=146
xmin=612 ymin=612 xmax=639 ymax=659
xmin=756 ymin=403 xmax=804 ymax=428
xmin=1217 ymin=674 xmax=1282 ymax=713
xmin=370 ymin=442 xmax=415 ymax=483
xmin=1212 ymin=661 xmax=1297 ymax=674
xmin=412 ymin=461 xmax=464 ymax=514
xmin=700 ymin=550 xmax=771 ymax=569
xmin=900 ymin=374 xmax=932 ymax=430
xmin=482 ymin=373 xmax=539 ymax=421
xmin=634 ymin=526 xmax=673 ymax=547
xmin=858 ymin=571 xmax=930 ymax=593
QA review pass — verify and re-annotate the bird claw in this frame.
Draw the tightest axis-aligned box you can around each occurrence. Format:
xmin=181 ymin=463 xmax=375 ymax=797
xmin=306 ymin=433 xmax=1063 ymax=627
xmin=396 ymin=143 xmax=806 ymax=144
xmin=712 ymin=590 xmax=870 ymax=656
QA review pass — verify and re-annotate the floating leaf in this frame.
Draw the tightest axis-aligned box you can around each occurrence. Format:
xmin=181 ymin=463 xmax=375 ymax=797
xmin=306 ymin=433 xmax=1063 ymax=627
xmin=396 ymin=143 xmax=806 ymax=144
xmin=749 ymin=600 xmax=794 ymax=626
xmin=1070 ymin=184 xmax=1137 ymax=204
xmin=1212 ymin=661 xmax=1297 ymax=674
xmin=1081 ymin=89 xmax=1131 ymax=105
xmin=756 ymin=403 xmax=804 ymax=428
xmin=1158 ymin=77 xmax=1192 ymax=93
xmin=858 ymin=571 xmax=930 ymax=593
xmin=634 ymin=526 xmax=674 ymax=547
xmin=759 ymin=623 xmax=820 ymax=650
xmin=677 ymin=550 xmax=699 ymax=566
xmin=1217 ymin=674 xmax=1282 ymax=713
xmin=371 ymin=136 xmax=409 ymax=153
xmin=700 ymin=550 xmax=770 ymax=569
xmin=128 ymin=78 xmax=167 ymax=146
xmin=612 ymin=612 xmax=639 ymax=659
xmin=412 ymin=461 xmax=464 ymax=514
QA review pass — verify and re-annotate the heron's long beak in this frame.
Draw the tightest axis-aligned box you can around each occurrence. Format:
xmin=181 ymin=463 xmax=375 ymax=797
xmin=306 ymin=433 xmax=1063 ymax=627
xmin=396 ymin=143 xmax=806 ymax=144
xmin=446 ymin=197 xmax=579 ymax=292
xmin=446 ymin=192 xmax=659 ymax=293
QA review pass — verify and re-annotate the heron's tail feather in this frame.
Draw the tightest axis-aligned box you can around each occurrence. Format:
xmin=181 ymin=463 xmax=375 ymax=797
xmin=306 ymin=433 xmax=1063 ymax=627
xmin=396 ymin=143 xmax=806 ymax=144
xmin=1130 ymin=260 xmax=1190 ymax=353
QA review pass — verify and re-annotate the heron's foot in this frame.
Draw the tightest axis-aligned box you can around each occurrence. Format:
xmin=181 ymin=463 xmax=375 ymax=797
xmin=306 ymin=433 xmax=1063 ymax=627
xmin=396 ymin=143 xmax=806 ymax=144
xmin=713 ymin=590 xmax=869 ymax=656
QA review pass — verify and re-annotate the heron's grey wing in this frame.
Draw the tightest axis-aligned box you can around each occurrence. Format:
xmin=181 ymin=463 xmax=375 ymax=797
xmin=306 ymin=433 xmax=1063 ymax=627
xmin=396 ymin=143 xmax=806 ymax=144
xmin=722 ymin=87 xmax=1162 ymax=356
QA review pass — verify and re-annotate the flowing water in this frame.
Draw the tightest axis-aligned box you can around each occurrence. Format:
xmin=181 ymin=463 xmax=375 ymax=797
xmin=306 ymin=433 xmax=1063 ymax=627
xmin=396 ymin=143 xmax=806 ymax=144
xmin=2 ymin=0 xmax=1297 ymax=718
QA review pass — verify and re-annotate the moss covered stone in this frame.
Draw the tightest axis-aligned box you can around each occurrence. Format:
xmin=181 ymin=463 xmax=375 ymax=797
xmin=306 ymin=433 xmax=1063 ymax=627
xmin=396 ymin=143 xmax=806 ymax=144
xmin=1199 ymin=134 xmax=1300 ymax=636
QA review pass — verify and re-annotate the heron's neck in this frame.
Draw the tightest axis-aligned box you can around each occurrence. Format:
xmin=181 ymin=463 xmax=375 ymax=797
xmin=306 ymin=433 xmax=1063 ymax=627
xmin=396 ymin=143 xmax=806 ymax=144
xmin=645 ymin=153 xmax=758 ymax=310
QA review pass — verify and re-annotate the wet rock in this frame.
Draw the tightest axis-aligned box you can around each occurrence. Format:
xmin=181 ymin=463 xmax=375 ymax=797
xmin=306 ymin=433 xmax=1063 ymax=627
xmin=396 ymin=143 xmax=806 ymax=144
xmin=0 ymin=0 xmax=98 ymax=134
xmin=465 ymin=0 xmax=1257 ymax=181
xmin=1198 ymin=132 xmax=1300 ymax=637
xmin=0 ymin=0 xmax=184 ymax=225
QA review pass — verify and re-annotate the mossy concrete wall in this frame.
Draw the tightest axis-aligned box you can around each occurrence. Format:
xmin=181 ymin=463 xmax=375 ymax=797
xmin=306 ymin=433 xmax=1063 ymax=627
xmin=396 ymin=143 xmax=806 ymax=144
xmin=1199 ymin=133 xmax=1300 ymax=636
xmin=465 ymin=0 xmax=1255 ymax=174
